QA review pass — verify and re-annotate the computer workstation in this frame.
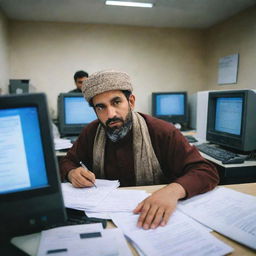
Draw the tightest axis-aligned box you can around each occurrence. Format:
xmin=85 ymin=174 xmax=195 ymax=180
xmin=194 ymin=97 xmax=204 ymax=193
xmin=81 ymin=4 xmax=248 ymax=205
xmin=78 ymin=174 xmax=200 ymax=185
xmin=152 ymin=91 xmax=192 ymax=132
xmin=0 ymin=93 xmax=104 ymax=255
xmin=191 ymin=89 xmax=256 ymax=184
xmin=152 ymin=91 xmax=198 ymax=142
xmin=57 ymin=93 xmax=97 ymax=142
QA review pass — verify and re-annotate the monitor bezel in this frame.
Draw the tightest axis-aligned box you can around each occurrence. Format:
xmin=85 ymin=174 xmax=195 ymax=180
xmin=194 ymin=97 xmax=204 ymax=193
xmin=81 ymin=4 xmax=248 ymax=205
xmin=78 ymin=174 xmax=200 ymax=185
xmin=0 ymin=93 xmax=66 ymax=240
xmin=0 ymin=93 xmax=61 ymax=201
xmin=206 ymin=90 xmax=247 ymax=151
xmin=152 ymin=91 xmax=188 ymax=124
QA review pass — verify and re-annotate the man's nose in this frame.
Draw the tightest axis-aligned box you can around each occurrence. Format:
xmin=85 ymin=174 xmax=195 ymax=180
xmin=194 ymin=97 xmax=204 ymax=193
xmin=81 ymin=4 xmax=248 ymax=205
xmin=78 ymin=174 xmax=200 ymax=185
xmin=106 ymin=106 xmax=117 ymax=119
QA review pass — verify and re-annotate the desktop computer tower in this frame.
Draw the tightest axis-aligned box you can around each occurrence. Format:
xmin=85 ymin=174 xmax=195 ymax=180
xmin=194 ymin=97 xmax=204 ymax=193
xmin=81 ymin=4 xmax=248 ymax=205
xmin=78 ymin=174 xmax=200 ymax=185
xmin=188 ymin=93 xmax=197 ymax=129
xmin=9 ymin=79 xmax=30 ymax=94
xmin=189 ymin=91 xmax=210 ymax=140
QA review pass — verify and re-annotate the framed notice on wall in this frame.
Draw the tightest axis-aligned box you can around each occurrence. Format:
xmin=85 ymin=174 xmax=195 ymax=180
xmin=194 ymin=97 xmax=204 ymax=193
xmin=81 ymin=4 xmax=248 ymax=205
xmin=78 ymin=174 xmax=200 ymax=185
xmin=218 ymin=53 xmax=239 ymax=85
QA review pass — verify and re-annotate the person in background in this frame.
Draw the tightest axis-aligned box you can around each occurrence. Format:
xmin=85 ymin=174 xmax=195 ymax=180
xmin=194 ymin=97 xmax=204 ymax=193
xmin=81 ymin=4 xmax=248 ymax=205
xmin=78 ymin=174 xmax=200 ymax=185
xmin=69 ymin=70 xmax=89 ymax=93
xmin=60 ymin=70 xmax=219 ymax=230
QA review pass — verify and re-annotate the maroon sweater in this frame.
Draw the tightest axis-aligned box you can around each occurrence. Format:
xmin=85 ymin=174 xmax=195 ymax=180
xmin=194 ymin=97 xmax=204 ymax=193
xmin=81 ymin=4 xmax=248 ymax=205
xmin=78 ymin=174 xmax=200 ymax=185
xmin=60 ymin=113 xmax=219 ymax=198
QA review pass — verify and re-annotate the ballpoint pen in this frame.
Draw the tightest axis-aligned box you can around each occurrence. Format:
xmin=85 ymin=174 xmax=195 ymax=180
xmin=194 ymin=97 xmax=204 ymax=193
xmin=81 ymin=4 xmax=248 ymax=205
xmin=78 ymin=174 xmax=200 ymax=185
xmin=79 ymin=161 xmax=97 ymax=188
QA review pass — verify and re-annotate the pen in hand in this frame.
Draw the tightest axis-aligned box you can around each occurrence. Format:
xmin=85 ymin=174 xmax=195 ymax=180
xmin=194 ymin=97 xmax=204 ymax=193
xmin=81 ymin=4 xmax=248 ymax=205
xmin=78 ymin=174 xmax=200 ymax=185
xmin=79 ymin=161 xmax=97 ymax=188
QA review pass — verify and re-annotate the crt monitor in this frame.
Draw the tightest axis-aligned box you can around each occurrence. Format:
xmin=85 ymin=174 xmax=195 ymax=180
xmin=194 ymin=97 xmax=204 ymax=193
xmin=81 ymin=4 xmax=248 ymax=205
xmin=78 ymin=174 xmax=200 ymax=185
xmin=58 ymin=93 xmax=97 ymax=136
xmin=152 ymin=92 xmax=188 ymax=125
xmin=207 ymin=89 xmax=256 ymax=152
xmin=0 ymin=93 xmax=66 ymax=242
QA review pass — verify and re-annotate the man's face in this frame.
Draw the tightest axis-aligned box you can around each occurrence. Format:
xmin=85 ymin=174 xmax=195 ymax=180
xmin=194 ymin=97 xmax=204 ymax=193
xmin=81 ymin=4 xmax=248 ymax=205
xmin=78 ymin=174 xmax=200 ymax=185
xmin=75 ymin=77 xmax=87 ymax=90
xmin=92 ymin=90 xmax=135 ymax=135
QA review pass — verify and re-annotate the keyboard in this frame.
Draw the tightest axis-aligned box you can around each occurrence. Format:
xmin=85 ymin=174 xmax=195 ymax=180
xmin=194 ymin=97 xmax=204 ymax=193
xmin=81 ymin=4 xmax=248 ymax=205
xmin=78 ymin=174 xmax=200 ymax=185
xmin=196 ymin=143 xmax=245 ymax=164
xmin=47 ymin=208 xmax=107 ymax=229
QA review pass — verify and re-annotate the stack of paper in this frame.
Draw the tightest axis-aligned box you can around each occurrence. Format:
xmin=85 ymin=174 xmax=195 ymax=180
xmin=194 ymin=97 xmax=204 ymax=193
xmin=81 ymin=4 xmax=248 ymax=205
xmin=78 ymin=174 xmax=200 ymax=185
xmin=178 ymin=187 xmax=256 ymax=250
xmin=54 ymin=138 xmax=73 ymax=150
xmin=85 ymin=189 xmax=149 ymax=219
xmin=111 ymin=211 xmax=233 ymax=256
xmin=61 ymin=179 xmax=120 ymax=209
xmin=37 ymin=223 xmax=132 ymax=256
xmin=62 ymin=180 xmax=150 ymax=219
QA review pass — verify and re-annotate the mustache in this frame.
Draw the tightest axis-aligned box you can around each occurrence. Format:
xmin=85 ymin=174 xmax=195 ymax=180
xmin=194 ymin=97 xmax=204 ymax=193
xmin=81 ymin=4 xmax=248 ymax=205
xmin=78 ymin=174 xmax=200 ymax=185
xmin=106 ymin=117 xmax=123 ymax=127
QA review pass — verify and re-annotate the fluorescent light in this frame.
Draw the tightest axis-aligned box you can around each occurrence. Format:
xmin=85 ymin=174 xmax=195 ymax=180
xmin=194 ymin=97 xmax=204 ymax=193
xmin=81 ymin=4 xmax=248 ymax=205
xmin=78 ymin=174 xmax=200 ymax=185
xmin=105 ymin=1 xmax=153 ymax=8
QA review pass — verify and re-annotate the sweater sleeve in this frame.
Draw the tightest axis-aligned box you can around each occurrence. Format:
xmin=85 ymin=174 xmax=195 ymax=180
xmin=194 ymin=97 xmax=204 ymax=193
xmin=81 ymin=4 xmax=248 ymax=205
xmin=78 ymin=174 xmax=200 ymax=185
xmin=59 ymin=121 xmax=97 ymax=181
xmin=165 ymin=129 xmax=219 ymax=198
xmin=142 ymin=113 xmax=219 ymax=199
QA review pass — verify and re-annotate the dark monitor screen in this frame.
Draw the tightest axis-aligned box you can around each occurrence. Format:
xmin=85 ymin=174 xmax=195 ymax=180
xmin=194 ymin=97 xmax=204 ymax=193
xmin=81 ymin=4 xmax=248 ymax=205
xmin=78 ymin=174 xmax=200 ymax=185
xmin=0 ymin=93 xmax=66 ymax=242
xmin=207 ymin=90 xmax=256 ymax=152
xmin=152 ymin=92 xmax=188 ymax=125
xmin=58 ymin=93 xmax=97 ymax=136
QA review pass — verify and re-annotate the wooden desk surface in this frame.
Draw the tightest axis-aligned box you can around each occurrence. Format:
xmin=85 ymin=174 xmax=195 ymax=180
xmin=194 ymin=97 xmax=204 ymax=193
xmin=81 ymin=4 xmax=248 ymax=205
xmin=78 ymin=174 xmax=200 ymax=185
xmin=12 ymin=183 xmax=256 ymax=256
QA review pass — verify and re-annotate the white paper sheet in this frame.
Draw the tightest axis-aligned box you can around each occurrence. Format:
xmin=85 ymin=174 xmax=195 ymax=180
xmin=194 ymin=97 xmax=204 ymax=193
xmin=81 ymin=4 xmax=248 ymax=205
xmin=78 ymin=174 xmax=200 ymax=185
xmin=37 ymin=224 xmax=130 ymax=256
xmin=54 ymin=138 xmax=72 ymax=150
xmin=37 ymin=223 xmax=105 ymax=256
xmin=111 ymin=211 xmax=233 ymax=256
xmin=102 ymin=229 xmax=132 ymax=256
xmin=87 ymin=189 xmax=149 ymax=212
xmin=61 ymin=180 xmax=120 ymax=209
xmin=178 ymin=187 xmax=256 ymax=250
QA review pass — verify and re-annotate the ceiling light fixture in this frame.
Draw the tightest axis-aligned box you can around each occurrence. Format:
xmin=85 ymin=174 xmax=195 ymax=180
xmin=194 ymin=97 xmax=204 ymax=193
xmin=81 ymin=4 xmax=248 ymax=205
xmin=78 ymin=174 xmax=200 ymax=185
xmin=105 ymin=1 xmax=153 ymax=8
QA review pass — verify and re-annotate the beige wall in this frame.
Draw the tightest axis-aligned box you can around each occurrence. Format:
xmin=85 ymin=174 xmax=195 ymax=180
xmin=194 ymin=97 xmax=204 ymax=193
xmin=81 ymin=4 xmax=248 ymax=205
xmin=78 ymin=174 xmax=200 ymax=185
xmin=0 ymin=8 xmax=9 ymax=94
xmin=9 ymin=21 xmax=205 ymax=118
xmin=205 ymin=6 xmax=256 ymax=91
xmin=7 ymin=5 xmax=256 ymax=117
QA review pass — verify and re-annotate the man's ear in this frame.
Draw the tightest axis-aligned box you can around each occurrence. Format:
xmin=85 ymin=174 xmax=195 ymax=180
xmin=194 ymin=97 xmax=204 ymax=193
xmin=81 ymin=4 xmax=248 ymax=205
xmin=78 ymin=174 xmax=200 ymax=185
xmin=129 ymin=94 xmax=135 ymax=110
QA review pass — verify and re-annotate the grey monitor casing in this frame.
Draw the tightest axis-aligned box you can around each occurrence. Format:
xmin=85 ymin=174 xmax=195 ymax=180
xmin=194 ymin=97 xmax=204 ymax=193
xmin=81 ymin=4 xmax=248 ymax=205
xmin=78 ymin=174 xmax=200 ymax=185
xmin=0 ymin=93 xmax=67 ymax=242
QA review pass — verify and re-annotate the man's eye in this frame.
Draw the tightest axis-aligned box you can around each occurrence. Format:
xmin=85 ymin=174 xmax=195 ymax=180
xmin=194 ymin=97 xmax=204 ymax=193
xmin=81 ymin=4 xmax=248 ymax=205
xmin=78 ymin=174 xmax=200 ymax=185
xmin=114 ymin=100 xmax=121 ymax=105
xmin=96 ymin=106 xmax=103 ymax=111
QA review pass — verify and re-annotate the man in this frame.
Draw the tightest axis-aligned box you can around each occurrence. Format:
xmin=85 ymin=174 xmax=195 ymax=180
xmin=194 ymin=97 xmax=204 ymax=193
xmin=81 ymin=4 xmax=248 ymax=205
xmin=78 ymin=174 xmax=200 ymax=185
xmin=60 ymin=70 xmax=219 ymax=230
xmin=69 ymin=70 xmax=89 ymax=93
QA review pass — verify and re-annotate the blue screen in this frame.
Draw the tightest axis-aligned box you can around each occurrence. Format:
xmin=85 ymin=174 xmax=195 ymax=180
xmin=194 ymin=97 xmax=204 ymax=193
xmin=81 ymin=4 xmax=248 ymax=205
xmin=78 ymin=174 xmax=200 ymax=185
xmin=0 ymin=107 xmax=48 ymax=194
xmin=155 ymin=94 xmax=185 ymax=116
xmin=64 ymin=97 xmax=97 ymax=124
xmin=215 ymin=97 xmax=243 ymax=135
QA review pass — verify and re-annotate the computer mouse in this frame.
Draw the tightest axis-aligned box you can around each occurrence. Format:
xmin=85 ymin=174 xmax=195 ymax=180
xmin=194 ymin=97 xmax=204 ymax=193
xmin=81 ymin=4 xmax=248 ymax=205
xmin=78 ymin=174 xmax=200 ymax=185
xmin=222 ymin=157 xmax=245 ymax=164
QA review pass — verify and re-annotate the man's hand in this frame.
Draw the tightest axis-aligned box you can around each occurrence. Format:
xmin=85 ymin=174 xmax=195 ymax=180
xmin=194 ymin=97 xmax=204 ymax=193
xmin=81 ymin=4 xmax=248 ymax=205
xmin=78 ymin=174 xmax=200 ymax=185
xmin=67 ymin=167 xmax=96 ymax=188
xmin=133 ymin=183 xmax=186 ymax=229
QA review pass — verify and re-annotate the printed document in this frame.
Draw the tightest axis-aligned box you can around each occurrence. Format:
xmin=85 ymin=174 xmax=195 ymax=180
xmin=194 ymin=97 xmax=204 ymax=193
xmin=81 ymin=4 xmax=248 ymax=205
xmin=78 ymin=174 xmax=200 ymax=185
xmin=61 ymin=180 xmax=120 ymax=209
xmin=85 ymin=189 xmax=149 ymax=219
xmin=178 ymin=187 xmax=256 ymax=250
xmin=111 ymin=211 xmax=233 ymax=256
xmin=0 ymin=115 xmax=30 ymax=192
xmin=87 ymin=189 xmax=149 ymax=212
xmin=37 ymin=223 xmax=131 ymax=256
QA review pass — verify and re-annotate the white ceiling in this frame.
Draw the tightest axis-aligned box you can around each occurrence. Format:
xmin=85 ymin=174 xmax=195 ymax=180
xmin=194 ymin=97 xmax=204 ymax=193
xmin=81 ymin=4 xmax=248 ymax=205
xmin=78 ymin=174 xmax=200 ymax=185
xmin=0 ymin=0 xmax=256 ymax=28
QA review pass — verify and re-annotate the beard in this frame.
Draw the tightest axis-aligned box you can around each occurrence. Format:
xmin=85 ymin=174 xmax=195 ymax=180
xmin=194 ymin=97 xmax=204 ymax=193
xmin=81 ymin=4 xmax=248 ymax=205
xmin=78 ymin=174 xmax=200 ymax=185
xmin=101 ymin=110 xmax=133 ymax=142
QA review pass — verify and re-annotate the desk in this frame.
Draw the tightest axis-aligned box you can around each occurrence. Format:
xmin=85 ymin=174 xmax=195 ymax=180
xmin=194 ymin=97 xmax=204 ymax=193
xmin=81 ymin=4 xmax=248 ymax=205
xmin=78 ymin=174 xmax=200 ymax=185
xmin=11 ymin=183 xmax=256 ymax=256
xmin=182 ymin=131 xmax=256 ymax=185
xmin=200 ymin=152 xmax=256 ymax=185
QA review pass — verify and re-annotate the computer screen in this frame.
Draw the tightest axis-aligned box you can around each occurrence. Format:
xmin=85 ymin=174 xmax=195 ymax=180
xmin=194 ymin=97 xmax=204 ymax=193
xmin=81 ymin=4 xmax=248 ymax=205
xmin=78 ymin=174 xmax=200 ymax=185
xmin=152 ymin=92 xmax=188 ymax=125
xmin=58 ymin=93 xmax=97 ymax=136
xmin=215 ymin=97 xmax=243 ymax=135
xmin=207 ymin=90 xmax=256 ymax=152
xmin=0 ymin=93 xmax=66 ymax=241
xmin=0 ymin=107 xmax=48 ymax=194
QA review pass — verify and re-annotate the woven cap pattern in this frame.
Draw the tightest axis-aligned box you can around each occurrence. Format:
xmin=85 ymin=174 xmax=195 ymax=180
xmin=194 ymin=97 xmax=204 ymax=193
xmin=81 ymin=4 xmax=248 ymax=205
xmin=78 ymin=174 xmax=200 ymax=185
xmin=82 ymin=70 xmax=133 ymax=102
